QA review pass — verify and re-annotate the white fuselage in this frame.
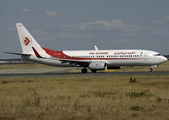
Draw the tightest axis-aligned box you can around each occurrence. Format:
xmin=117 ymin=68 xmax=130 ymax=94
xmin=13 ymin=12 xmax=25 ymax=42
xmin=23 ymin=49 xmax=167 ymax=68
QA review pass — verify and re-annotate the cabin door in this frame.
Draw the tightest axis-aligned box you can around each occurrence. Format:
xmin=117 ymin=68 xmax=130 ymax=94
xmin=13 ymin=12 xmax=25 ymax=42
xmin=144 ymin=52 xmax=148 ymax=60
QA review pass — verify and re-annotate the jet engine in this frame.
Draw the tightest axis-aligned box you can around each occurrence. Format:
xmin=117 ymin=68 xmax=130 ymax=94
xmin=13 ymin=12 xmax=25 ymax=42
xmin=88 ymin=62 xmax=107 ymax=70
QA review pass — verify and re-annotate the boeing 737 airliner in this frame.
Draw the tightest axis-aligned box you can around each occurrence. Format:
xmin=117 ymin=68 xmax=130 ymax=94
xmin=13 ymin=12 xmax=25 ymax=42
xmin=5 ymin=23 xmax=168 ymax=73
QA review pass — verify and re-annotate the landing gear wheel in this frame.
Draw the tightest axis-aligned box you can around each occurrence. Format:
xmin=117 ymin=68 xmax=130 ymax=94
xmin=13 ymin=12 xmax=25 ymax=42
xmin=149 ymin=68 xmax=153 ymax=72
xmin=91 ymin=70 xmax=97 ymax=73
xmin=82 ymin=69 xmax=87 ymax=73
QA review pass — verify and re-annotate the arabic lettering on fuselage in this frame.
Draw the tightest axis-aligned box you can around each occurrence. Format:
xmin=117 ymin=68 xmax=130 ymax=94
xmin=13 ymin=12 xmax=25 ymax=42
xmin=114 ymin=52 xmax=135 ymax=55
xmin=89 ymin=52 xmax=109 ymax=54
xmin=88 ymin=52 xmax=135 ymax=55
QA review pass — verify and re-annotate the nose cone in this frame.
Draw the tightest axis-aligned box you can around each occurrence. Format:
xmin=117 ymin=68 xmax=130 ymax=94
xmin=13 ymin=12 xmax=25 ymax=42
xmin=161 ymin=56 xmax=168 ymax=63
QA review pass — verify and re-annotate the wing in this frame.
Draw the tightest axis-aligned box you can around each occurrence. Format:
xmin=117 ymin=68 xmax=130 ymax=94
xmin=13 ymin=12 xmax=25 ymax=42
xmin=58 ymin=58 xmax=91 ymax=67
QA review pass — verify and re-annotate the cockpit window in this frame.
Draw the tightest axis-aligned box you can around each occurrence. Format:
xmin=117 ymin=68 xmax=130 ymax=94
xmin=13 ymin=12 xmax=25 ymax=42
xmin=153 ymin=54 xmax=161 ymax=56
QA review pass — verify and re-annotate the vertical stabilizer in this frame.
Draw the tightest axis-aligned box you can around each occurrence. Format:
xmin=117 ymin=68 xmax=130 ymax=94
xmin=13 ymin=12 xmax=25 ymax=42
xmin=16 ymin=23 xmax=49 ymax=57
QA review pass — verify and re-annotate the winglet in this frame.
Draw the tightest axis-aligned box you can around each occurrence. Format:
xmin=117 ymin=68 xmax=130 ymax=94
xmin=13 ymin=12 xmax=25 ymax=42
xmin=94 ymin=45 xmax=98 ymax=50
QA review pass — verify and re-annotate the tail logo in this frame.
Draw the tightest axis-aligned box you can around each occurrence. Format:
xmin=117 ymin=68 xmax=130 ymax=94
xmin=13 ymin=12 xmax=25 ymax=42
xmin=23 ymin=37 xmax=32 ymax=46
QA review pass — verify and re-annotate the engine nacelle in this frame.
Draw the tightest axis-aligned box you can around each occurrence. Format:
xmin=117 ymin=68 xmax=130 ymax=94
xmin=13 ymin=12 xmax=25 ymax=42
xmin=88 ymin=62 xmax=107 ymax=70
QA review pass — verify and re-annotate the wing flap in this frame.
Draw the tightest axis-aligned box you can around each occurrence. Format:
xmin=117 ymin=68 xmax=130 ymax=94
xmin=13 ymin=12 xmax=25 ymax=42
xmin=59 ymin=59 xmax=90 ymax=67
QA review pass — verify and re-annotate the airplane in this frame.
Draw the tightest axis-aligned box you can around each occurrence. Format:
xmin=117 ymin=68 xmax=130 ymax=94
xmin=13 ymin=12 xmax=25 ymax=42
xmin=4 ymin=23 xmax=168 ymax=73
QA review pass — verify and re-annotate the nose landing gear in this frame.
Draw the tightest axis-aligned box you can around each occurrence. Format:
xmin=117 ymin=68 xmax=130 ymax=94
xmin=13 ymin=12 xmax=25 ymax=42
xmin=149 ymin=68 xmax=153 ymax=72
xmin=149 ymin=65 xmax=158 ymax=72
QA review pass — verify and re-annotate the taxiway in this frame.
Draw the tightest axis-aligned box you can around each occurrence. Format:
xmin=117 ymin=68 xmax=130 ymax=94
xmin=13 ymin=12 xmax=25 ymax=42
xmin=0 ymin=71 xmax=169 ymax=78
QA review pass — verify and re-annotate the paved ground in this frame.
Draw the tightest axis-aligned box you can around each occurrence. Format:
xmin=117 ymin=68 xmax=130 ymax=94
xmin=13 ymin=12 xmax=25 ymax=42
xmin=0 ymin=69 xmax=169 ymax=78
xmin=0 ymin=67 xmax=70 ymax=74
xmin=0 ymin=65 xmax=169 ymax=78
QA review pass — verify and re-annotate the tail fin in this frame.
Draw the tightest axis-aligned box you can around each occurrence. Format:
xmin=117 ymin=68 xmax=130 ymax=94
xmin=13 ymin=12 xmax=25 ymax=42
xmin=16 ymin=23 xmax=49 ymax=57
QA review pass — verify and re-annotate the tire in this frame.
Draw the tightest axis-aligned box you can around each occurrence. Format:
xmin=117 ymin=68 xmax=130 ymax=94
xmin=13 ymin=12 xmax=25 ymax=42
xmin=91 ymin=70 xmax=97 ymax=73
xmin=82 ymin=69 xmax=87 ymax=73
xmin=149 ymin=68 xmax=153 ymax=72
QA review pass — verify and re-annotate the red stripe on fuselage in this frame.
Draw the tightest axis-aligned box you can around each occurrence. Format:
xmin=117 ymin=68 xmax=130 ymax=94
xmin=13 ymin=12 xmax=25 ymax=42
xmin=42 ymin=47 xmax=67 ymax=57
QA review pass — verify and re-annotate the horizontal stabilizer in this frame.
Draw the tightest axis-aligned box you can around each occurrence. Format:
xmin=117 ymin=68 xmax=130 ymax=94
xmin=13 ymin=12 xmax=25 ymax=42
xmin=4 ymin=52 xmax=31 ymax=56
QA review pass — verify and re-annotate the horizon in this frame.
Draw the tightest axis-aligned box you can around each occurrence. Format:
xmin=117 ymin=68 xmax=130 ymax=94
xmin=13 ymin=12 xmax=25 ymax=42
xmin=1 ymin=1 xmax=169 ymax=59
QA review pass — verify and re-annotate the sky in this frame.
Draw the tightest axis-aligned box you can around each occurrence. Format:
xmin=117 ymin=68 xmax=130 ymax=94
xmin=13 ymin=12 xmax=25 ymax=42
xmin=1 ymin=0 xmax=169 ymax=59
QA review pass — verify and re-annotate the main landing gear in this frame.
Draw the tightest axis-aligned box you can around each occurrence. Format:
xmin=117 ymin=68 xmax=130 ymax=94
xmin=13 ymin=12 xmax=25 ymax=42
xmin=149 ymin=68 xmax=153 ymax=72
xmin=81 ymin=68 xmax=97 ymax=73
xmin=91 ymin=70 xmax=97 ymax=73
xmin=82 ymin=68 xmax=87 ymax=73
